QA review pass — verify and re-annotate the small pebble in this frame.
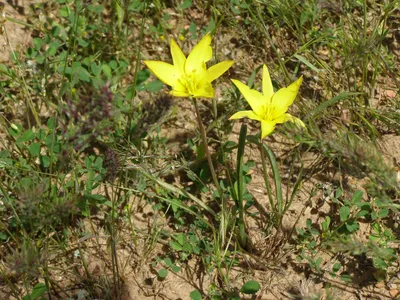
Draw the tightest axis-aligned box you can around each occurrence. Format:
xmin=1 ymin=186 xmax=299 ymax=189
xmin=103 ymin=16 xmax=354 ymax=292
xmin=389 ymin=289 xmax=399 ymax=298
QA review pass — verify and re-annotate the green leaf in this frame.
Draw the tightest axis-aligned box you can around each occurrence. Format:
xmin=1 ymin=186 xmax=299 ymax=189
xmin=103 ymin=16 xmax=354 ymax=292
xmin=33 ymin=38 xmax=43 ymax=50
xmin=356 ymin=210 xmax=369 ymax=217
xmin=27 ymin=47 xmax=38 ymax=58
xmin=78 ymin=38 xmax=89 ymax=47
xmin=91 ymin=62 xmax=102 ymax=77
xmin=335 ymin=188 xmax=342 ymax=199
xmin=78 ymin=67 xmax=91 ymax=82
xmin=51 ymin=25 xmax=61 ymax=37
xmin=179 ymin=0 xmax=192 ymax=9
xmin=114 ymin=0 xmax=125 ymax=29
xmin=0 ymin=63 xmax=14 ymax=78
xmin=315 ymin=257 xmax=323 ymax=270
xmin=29 ymin=143 xmax=41 ymax=157
xmin=377 ymin=208 xmax=389 ymax=218
xmin=351 ymin=190 xmax=363 ymax=203
xmin=46 ymin=41 xmax=61 ymax=57
xmin=340 ymin=273 xmax=352 ymax=282
xmin=189 ymin=290 xmax=202 ymax=300
xmin=176 ymin=233 xmax=186 ymax=246
xmin=332 ymin=262 xmax=342 ymax=273
xmin=169 ymin=241 xmax=183 ymax=251
xmin=171 ymin=265 xmax=181 ymax=272
xmin=294 ymin=54 xmax=321 ymax=72
xmin=339 ymin=206 xmax=350 ymax=222
xmin=47 ymin=117 xmax=55 ymax=129
xmin=305 ymin=92 xmax=361 ymax=121
xmin=20 ymin=130 xmax=35 ymax=142
xmin=59 ymin=6 xmax=69 ymax=17
xmin=102 ymin=64 xmax=112 ymax=78
xmin=0 ymin=232 xmax=7 ymax=240
xmin=240 ymin=280 xmax=260 ymax=294
xmin=0 ymin=150 xmax=10 ymax=158
xmin=19 ymin=177 xmax=32 ymax=189
xmin=164 ymin=258 xmax=173 ymax=267
xmin=109 ymin=60 xmax=118 ymax=70
xmin=145 ymin=80 xmax=163 ymax=92
xmin=22 ymin=283 xmax=47 ymax=300
xmin=35 ymin=53 xmax=45 ymax=64
xmin=345 ymin=220 xmax=359 ymax=233
xmin=321 ymin=216 xmax=331 ymax=232
xmin=136 ymin=69 xmax=150 ymax=84
xmin=40 ymin=155 xmax=51 ymax=168
xmin=157 ymin=269 xmax=168 ymax=279
xmin=88 ymin=4 xmax=104 ymax=13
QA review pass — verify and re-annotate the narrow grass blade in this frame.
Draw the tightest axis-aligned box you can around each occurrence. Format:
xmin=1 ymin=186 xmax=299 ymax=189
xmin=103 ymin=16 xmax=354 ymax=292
xmin=263 ymin=144 xmax=283 ymax=216
xmin=294 ymin=54 xmax=322 ymax=73
xmin=305 ymin=92 xmax=360 ymax=121
xmin=129 ymin=164 xmax=216 ymax=216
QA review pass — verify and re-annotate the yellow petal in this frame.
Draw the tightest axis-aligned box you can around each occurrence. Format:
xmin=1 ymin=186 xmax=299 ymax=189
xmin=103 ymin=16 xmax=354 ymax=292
xmin=143 ymin=61 xmax=182 ymax=87
xmin=231 ymin=79 xmax=266 ymax=117
xmin=207 ymin=60 xmax=235 ymax=82
xmin=261 ymin=120 xmax=276 ymax=139
xmin=262 ymin=64 xmax=274 ymax=102
xmin=193 ymin=81 xmax=214 ymax=98
xmin=171 ymin=90 xmax=190 ymax=97
xmin=229 ymin=110 xmax=262 ymax=121
xmin=185 ymin=33 xmax=212 ymax=75
xmin=170 ymin=39 xmax=186 ymax=74
xmin=273 ymin=113 xmax=290 ymax=124
xmin=271 ymin=76 xmax=303 ymax=117
xmin=281 ymin=114 xmax=306 ymax=128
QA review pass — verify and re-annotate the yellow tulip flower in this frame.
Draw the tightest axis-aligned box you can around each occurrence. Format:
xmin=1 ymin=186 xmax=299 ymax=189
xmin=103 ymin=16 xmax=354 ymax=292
xmin=143 ymin=33 xmax=234 ymax=98
xmin=230 ymin=64 xmax=304 ymax=139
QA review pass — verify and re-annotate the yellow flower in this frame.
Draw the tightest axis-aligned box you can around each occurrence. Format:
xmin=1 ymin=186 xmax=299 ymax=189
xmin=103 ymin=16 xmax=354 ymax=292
xmin=143 ymin=33 xmax=234 ymax=98
xmin=230 ymin=64 xmax=304 ymax=139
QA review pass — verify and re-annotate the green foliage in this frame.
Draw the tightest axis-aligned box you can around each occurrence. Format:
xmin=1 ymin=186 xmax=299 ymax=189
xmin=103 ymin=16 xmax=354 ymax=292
xmin=190 ymin=289 xmax=202 ymax=300
xmin=297 ymin=188 xmax=398 ymax=281
xmin=240 ymin=280 xmax=261 ymax=294
xmin=0 ymin=0 xmax=399 ymax=299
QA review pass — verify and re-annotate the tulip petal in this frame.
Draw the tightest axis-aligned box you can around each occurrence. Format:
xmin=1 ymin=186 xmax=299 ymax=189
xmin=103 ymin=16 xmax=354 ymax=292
xmin=262 ymin=64 xmax=274 ymax=102
xmin=231 ymin=79 xmax=266 ymax=117
xmin=273 ymin=113 xmax=293 ymax=123
xmin=207 ymin=60 xmax=235 ymax=83
xmin=229 ymin=110 xmax=262 ymax=121
xmin=170 ymin=39 xmax=186 ymax=74
xmin=143 ymin=61 xmax=182 ymax=88
xmin=261 ymin=120 xmax=276 ymax=139
xmin=185 ymin=33 xmax=212 ymax=75
xmin=192 ymin=81 xmax=215 ymax=98
xmin=171 ymin=90 xmax=190 ymax=97
xmin=278 ymin=114 xmax=305 ymax=128
xmin=270 ymin=76 xmax=303 ymax=117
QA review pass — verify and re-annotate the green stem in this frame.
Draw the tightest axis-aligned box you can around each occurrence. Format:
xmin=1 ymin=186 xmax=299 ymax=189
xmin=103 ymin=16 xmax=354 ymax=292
xmin=192 ymin=98 xmax=230 ymax=246
xmin=109 ymin=184 xmax=121 ymax=300
xmin=259 ymin=140 xmax=274 ymax=213
xmin=127 ymin=1 xmax=147 ymax=139
xmin=236 ymin=124 xmax=248 ymax=248
xmin=192 ymin=98 xmax=224 ymax=204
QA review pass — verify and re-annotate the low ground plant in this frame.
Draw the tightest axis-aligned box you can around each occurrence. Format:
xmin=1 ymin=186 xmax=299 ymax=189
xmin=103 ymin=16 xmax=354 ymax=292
xmin=0 ymin=0 xmax=399 ymax=299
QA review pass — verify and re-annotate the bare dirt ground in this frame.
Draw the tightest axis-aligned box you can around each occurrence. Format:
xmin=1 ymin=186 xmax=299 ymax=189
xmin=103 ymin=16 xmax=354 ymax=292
xmin=1 ymin=1 xmax=400 ymax=300
xmin=0 ymin=0 xmax=36 ymax=63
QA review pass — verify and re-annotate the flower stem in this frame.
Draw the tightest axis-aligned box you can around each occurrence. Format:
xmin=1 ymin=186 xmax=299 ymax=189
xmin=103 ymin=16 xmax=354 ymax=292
xmin=259 ymin=140 xmax=274 ymax=213
xmin=192 ymin=98 xmax=224 ymax=205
